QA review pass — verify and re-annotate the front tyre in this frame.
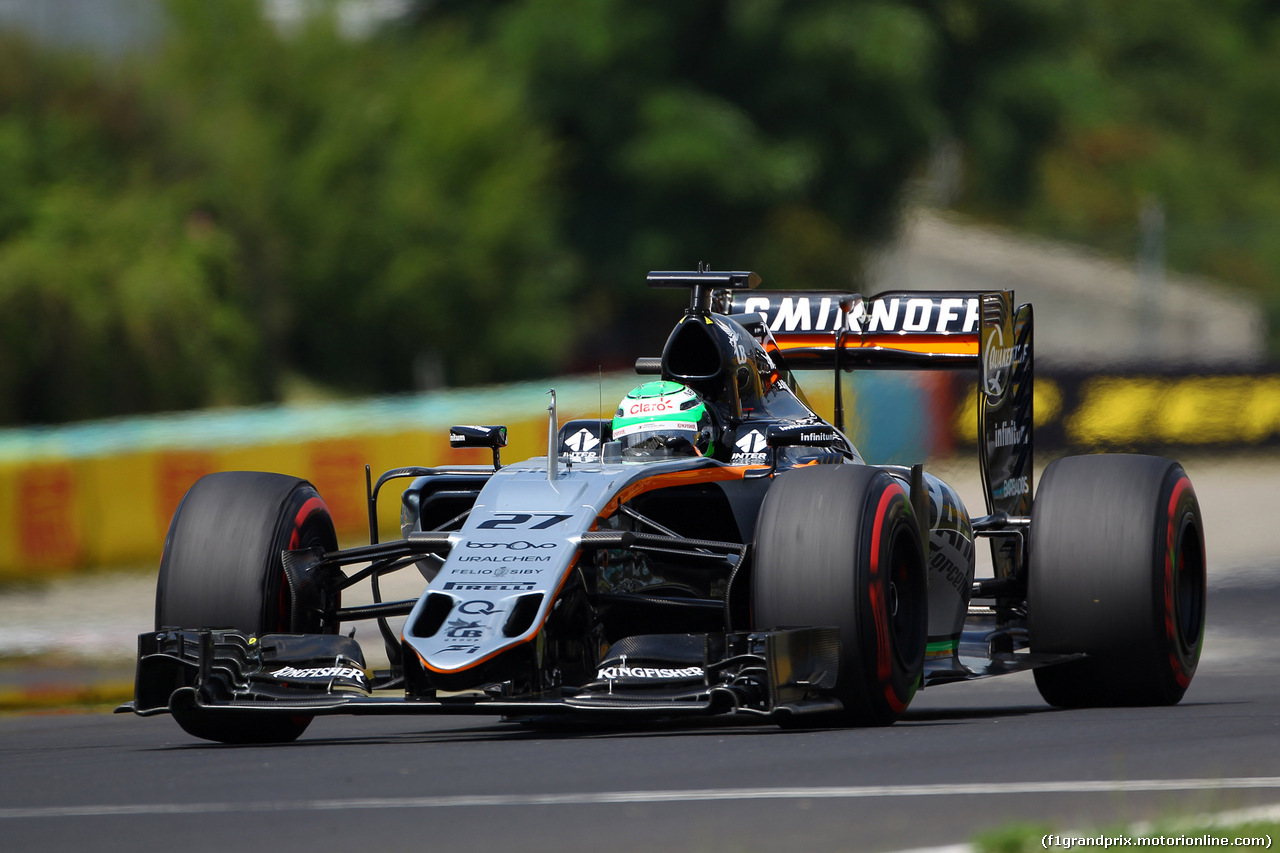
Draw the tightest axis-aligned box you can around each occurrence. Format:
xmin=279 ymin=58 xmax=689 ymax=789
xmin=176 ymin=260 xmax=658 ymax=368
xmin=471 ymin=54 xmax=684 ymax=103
xmin=1029 ymin=454 xmax=1206 ymax=708
xmin=156 ymin=472 xmax=337 ymax=635
xmin=753 ymin=465 xmax=927 ymax=726
xmin=154 ymin=471 xmax=338 ymax=743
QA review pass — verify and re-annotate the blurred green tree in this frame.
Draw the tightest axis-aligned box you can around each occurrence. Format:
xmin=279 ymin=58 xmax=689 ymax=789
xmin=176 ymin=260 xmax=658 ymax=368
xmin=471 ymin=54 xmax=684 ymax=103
xmin=0 ymin=0 xmax=577 ymax=424
xmin=7 ymin=0 xmax=1277 ymax=424
xmin=151 ymin=0 xmax=577 ymax=392
xmin=0 ymin=35 xmax=260 ymax=422
xmin=961 ymin=0 xmax=1280 ymax=345
xmin=408 ymin=0 xmax=1081 ymax=363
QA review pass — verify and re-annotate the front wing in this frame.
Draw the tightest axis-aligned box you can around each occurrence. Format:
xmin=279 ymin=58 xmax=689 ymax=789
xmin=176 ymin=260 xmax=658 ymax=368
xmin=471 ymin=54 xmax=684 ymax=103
xmin=121 ymin=626 xmax=846 ymax=722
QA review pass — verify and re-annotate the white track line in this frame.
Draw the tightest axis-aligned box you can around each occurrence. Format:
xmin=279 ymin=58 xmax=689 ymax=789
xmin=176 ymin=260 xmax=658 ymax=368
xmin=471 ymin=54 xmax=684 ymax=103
xmin=3 ymin=777 xmax=1280 ymax=820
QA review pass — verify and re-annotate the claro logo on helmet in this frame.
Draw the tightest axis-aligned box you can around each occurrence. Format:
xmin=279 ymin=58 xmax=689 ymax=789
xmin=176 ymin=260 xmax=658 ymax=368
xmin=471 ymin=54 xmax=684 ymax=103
xmin=628 ymin=397 xmax=680 ymax=415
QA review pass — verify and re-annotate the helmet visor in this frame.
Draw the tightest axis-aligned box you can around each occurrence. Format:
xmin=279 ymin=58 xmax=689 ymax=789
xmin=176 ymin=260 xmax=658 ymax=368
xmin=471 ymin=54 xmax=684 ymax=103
xmin=613 ymin=420 xmax=701 ymax=459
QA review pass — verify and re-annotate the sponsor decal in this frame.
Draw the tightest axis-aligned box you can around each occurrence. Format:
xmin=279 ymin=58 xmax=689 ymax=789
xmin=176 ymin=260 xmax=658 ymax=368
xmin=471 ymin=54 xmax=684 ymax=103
xmin=992 ymin=476 xmax=1030 ymax=500
xmin=597 ymin=665 xmax=705 ymax=680
xmin=900 ymin=298 xmax=932 ymax=332
xmin=564 ymin=428 xmax=600 ymax=461
xmin=928 ymin=550 xmax=970 ymax=596
xmin=270 ymin=665 xmax=366 ymax=684
xmin=612 ymin=419 xmax=696 ymax=438
xmin=983 ymin=326 xmax=1016 ymax=398
xmin=444 ymin=619 xmax=483 ymax=639
xmin=449 ymin=425 xmax=504 ymax=446
xmin=457 ymin=555 xmax=552 ymax=563
xmin=453 ymin=567 xmax=541 ymax=575
xmin=627 ymin=397 xmax=681 ymax=416
xmin=732 ymin=430 xmax=769 ymax=464
xmin=934 ymin=297 xmax=977 ymax=333
xmin=437 ymin=645 xmax=480 ymax=655
xmin=476 ymin=513 xmax=572 ymax=530
xmin=466 ymin=540 xmax=556 ymax=550
xmin=991 ymin=419 xmax=1026 ymax=448
xmin=763 ymin=423 xmax=842 ymax=449
xmin=458 ymin=600 xmax=502 ymax=615
xmin=928 ymin=524 xmax=975 ymax=572
xmin=740 ymin=294 xmax=980 ymax=334
xmin=442 ymin=581 xmax=538 ymax=591
xmin=713 ymin=316 xmax=752 ymax=362
xmin=770 ymin=296 xmax=815 ymax=332
xmin=954 ymin=379 xmax=1060 ymax=445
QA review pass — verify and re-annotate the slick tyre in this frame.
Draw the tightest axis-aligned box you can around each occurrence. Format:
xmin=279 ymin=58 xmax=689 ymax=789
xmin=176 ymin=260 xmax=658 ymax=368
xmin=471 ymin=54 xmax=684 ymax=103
xmin=1029 ymin=454 xmax=1206 ymax=708
xmin=155 ymin=471 xmax=338 ymax=743
xmin=753 ymin=465 xmax=927 ymax=726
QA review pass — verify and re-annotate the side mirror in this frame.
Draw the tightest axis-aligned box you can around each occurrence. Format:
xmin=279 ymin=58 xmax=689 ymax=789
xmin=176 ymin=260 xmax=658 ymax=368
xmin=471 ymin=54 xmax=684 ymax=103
xmin=449 ymin=425 xmax=508 ymax=469
xmin=746 ymin=422 xmax=845 ymax=480
xmin=765 ymin=423 xmax=843 ymax=449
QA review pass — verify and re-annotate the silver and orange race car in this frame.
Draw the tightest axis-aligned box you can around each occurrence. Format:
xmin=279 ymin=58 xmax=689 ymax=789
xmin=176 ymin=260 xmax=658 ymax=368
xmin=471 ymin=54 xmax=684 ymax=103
xmin=122 ymin=270 xmax=1206 ymax=743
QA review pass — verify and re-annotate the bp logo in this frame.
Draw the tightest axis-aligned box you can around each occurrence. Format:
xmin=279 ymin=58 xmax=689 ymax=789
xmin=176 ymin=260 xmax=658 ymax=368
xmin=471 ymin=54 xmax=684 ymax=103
xmin=733 ymin=430 xmax=768 ymax=463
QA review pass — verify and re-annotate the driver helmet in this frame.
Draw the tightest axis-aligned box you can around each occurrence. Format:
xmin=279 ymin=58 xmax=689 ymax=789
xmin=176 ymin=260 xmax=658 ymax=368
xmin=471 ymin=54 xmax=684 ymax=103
xmin=612 ymin=381 xmax=716 ymax=459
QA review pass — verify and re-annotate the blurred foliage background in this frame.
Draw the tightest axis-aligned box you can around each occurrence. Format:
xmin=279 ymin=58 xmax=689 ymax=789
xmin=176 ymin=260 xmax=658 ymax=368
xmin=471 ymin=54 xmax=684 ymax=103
xmin=0 ymin=0 xmax=1277 ymax=425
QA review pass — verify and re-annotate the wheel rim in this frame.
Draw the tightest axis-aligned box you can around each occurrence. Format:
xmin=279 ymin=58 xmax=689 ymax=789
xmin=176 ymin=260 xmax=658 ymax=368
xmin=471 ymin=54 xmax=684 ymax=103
xmin=1173 ymin=512 xmax=1205 ymax=657
xmin=888 ymin=525 xmax=926 ymax=671
xmin=268 ymin=493 xmax=337 ymax=633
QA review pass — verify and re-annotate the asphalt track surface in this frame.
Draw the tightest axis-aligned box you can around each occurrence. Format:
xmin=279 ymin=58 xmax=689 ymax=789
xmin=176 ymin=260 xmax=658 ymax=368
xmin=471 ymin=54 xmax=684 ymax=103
xmin=1 ymin=457 xmax=1277 ymax=852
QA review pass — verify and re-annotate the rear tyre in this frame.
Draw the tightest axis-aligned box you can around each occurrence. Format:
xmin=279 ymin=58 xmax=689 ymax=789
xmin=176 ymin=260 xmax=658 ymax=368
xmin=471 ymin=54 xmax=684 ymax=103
xmin=155 ymin=471 xmax=338 ymax=743
xmin=1029 ymin=454 xmax=1205 ymax=708
xmin=753 ymin=465 xmax=927 ymax=726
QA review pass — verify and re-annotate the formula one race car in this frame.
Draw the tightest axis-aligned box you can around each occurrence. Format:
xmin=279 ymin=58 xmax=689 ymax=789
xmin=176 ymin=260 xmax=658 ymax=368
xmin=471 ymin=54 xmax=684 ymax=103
xmin=122 ymin=270 xmax=1206 ymax=743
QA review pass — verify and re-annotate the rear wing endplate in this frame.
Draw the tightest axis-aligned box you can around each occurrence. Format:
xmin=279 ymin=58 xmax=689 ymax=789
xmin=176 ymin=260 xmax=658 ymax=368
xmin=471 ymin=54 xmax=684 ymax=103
xmin=974 ymin=295 xmax=1033 ymax=583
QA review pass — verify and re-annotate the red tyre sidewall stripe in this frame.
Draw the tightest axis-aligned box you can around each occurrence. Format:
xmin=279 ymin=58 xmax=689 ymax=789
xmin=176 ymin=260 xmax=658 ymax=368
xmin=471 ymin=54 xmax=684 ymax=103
xmin=869 ymin=482 xmax=907 ymax=713
xmin=289 ymin=496 xmax=329 ymax=548
xmin=1165 ymin=476 xmax=1192 ymax=688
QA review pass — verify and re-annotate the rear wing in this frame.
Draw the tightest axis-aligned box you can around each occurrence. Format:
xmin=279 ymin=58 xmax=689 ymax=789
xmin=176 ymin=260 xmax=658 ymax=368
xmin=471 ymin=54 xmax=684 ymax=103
xmin=722 ymin=287 xmax=1034 ymax=582
xmin=724 ymin=290 xmax=981 ymax=369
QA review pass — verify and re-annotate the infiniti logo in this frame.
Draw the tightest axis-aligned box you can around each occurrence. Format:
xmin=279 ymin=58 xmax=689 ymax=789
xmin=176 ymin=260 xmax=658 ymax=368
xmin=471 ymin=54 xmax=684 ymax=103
xmin=466 ymin=540 xmax=557 ymax=551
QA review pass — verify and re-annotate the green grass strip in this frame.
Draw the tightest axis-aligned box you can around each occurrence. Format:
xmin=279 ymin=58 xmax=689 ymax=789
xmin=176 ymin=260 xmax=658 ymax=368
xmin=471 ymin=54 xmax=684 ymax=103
xmin=975 ymin=818 xmax=1278 ymax=852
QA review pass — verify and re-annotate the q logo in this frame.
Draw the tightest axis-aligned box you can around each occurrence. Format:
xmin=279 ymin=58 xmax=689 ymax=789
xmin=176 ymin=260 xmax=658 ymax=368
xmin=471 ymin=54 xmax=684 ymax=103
xmin=458 ymin=600 xmax=502 ymax=615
